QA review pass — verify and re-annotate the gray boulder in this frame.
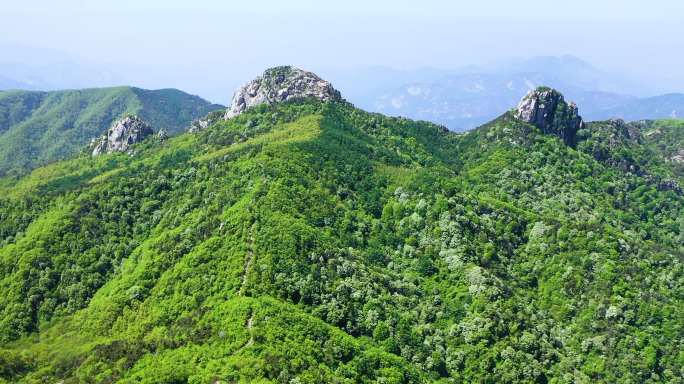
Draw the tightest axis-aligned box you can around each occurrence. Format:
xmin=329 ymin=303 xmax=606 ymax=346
xmin=514 ymin=87 xmax=583 ymax=146
xmin=225 ymin=66 xmax=342 ymax=119
xmin=92 ymin=115 xmax=154 ymax=156
xmin=157 ymin=128 xmax=168 ymax=141
xmin=188 ymin=112 xmax=222 ymax=133
xmin=671 ymin=149 xmax=684 ymax=165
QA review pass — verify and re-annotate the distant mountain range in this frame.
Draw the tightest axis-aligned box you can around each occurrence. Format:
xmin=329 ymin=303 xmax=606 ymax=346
xmin=1 ymin=51 xmax=683 ymax=131
xmin=1 ymin=67 xmax=682 ymax=382
xmin=0 ymin=45 xmax=237 ymax=103
xmin=0 ymin=45 xmax=123 ymax=91
xmin=598 ymin=93 xmax=684 ymax=120
xmin=0 ymin=75 xmax=33 ymax=90
xmin=324 ymin=56 xmax=684 ymax=130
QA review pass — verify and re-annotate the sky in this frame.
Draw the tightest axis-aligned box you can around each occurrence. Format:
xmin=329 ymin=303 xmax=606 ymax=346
xmin=1 ymin=0 xmax=683 ymax=103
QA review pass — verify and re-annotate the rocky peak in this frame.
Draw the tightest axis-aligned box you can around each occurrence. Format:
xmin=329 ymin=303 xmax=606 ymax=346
xmin=225 ymin=66 xmax=342 ymax=119
xmin=600 ymin=119 xmax=643 ymax=144
xmin=514 ymin=87 xmax=583 ymax=146
xmin=157 ymin=128 xmax=169 ymax=141
xmin=187 ymin=111 xmax=223 ymax=133
xmin=92 ymin=115 xmax=154 ymax=156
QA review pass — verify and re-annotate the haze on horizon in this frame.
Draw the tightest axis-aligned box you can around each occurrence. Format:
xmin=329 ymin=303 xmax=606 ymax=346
xmin=1 ymin=0 xmax=683 ymax=104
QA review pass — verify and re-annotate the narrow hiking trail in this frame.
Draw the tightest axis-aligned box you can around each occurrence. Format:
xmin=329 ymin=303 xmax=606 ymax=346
xmin=235 ymin=222 xmax=256 ymax=353
xmin=233 ymin=309 xmax=255 ymax=354
xmin=238 ymin=223 xmax=256 ymax=296
xmin=244 ymin=313 xmax=254 ymax=348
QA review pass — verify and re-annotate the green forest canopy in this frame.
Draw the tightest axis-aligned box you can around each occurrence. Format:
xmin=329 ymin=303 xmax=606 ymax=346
xmin=0 ymin=97 xmax=682 ymax=383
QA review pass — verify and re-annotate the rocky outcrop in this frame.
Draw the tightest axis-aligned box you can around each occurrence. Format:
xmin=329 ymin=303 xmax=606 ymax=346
xmin=188 ymin=117 xmax=212 ymax=133
xmin=157 ymin=128 xmax=168 ymax=141
xmin=598 ymin=119 xmax=643 ymax=145
xmin=671 ymin=149 xmax=684 ymax=165
xmin=92 ymin=115 xmax=154 ymax=156
xmin=514 ymin=87 xmax=583 ymax=146
xmin=188 ymin=111 xmax=223 ymax=133
xmin=225 ymin=66 xmax=342 ymax=119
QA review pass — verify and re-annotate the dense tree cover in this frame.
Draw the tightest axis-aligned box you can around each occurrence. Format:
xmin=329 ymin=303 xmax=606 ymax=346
xmin=638 ymin=119 xmax=684 ymax=178
xmin=0 ymin=87 xmax=222 ymax=177
xmin=0 ymin=99 xmax=682 ymax=383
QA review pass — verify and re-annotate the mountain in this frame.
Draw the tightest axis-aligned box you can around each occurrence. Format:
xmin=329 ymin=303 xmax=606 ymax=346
xmin=364 ymin=73 xmax=644 ymax=130
xmin=0 ymin=45 xmax=122 ymax=91
xmin=459 ymin=56 xmax=647 ymax=95
xmin=4 ymin=51 xmax=681 ymax=130
xmin=329 ymin=56 xmax=682 ymax=131
xmin=639 ymin=119 xmax=684 ymax=177
xmin=594 ymin=93 xmax=684 ymax=121
xmin=0 ymin=87 xmax=223 ymax=177
xmin=0 ymin=76 xmax=33 ymax=91
xmin=0 ymin=68 xmax=682 ymax=383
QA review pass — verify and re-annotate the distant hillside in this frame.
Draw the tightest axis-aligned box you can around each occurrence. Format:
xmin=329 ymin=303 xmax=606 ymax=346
xmin=0 ymin=45 xmax=122 ymax=91
xmin=593 ymin=94 xmax=684 ymax=121
xmin=365 ymin=73 xmax=639 ymax=130
xmin=639 ymin=119 xmax=684 ymax=178
xmin=0 ymin=68 xmax=682 ymax=382
xmin=326 ymin=56 xmax=683 ymax=130
xmin=0 ymin=87 xmax=223 ymax=176
xmin=0 ymin=76 xmax=33 ymax=91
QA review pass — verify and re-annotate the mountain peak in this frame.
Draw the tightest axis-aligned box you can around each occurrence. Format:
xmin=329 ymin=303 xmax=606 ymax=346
xmin=91 ymin=115 xmax=154 ymax=156
xmin=514 ymin=87 xmax=583 ymax=146
xmin=224 ymin=66 xmax=342 ymax=119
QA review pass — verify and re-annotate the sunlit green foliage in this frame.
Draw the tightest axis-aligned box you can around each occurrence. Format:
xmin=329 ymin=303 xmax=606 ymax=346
xmin=0 ymin=87 xmax=222 ymax=177
xmin=0 ymin=99 xmax=682 ymax=383
xmin=640 ymin=119 xmax=684 ymax=178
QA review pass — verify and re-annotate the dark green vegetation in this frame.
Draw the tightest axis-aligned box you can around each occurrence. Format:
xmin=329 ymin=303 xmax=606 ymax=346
xmin=0 ymin=95 xmax=682 ymax=383
xmin=639 ymin=119 xmax=684 ymax=178
xmin=0 ymin=87 xmax=223 ymax=177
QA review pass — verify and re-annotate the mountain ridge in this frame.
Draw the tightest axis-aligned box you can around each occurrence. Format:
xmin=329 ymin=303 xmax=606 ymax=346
xmin=0 ymin=68 xmax=682 ymax=383
xmin=326 ymin=57 xmax=684 ymax=131
xmin=0 ymin=86 xmax=223 ymax=177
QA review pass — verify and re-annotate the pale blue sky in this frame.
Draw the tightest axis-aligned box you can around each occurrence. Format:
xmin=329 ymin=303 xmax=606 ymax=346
xmin=1 ymin=0 xmax=683 ymax=102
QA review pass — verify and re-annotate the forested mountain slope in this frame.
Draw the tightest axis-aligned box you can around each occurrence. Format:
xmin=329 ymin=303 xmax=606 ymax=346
xmin=0 ymin=87 xmax=223 ymax=177
xmin=638 ymin=119 xmax=684 ymax=178
xmin=0 ymin=69 xmax=682 ymax=383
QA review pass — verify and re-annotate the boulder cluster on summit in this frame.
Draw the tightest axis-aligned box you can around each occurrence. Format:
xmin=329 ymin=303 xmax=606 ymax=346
xmin=91 ymin=115 xmax=154 ymax=156
xmin=224 ymin=66 xmax=342 ymax=119
xmin=514 ymin=87 xmax=583 ymax=146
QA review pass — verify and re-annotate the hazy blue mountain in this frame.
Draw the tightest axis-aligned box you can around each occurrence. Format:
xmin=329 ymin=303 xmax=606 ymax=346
xmin=591 ymin=93 xmax=684 ymax=120
xmin=0 ymin=45 xmax=123 ymax=91
xmin=0 ymin=75 xmax=34 ymax=90
xmin=359 ymin=71 xmax=635 ymax=130
xmin=3 ymin=49 xmax=682 ymax=130
xmin=460 ymin=55 xmax=650 ymax=95
xmin=328 ymin=56 xmax=679 ymax=130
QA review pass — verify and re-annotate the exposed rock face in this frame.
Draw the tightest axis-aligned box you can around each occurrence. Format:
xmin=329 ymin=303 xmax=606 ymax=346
xmin=157 ymin=128 xmax=168 ymax=141
xmin=600 ymin=119 xmax=643 ymax=145
xmin=514 ymin=87 xmax=583 ymax=146
xmin=188 ymin=112 xmax=222 ymax=133
xmin=671 ymin=149 xmax=684 ymax=165
xmin=225 ymin=66 xmax=342 ymax=119
xmin=92 ymin=115 xmax=154 ymax=156
xmin=188 ymin=118 xmax=211 ymax=133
